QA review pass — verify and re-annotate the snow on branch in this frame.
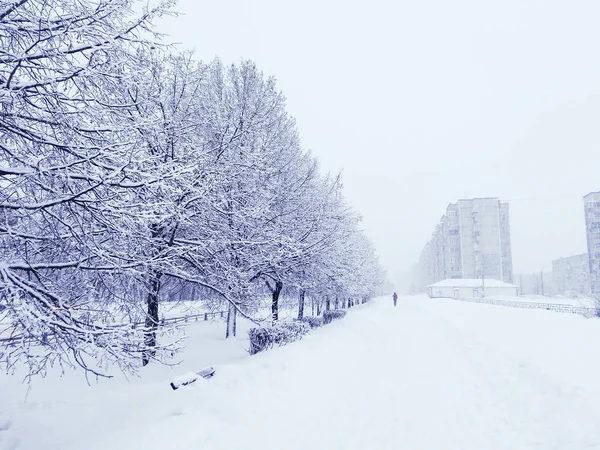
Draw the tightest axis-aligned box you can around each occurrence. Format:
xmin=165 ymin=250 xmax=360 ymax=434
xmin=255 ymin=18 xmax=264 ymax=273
xmin=0 ymin=2 xmax=387 ymax=380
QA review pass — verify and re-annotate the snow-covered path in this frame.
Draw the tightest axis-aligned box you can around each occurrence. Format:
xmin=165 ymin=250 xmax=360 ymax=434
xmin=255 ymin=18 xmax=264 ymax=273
xmin=87 ymin=297 xmax=600 ymax=450
xmin=3 ymin=296 xmax=600 ymax=450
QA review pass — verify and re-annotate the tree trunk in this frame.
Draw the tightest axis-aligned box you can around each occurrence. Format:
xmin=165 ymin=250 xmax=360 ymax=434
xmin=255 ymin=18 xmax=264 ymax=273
xmin=232 ymin=306 xmax=237 ymax=337
xmin=143 ymin=271 xmax=162 ymax=366
xmin=325 ymin=296 xmax=331 ymax=311
xmin=316 ymin=299 xmax=321 ymax=316
xmin=342 ymin=298 xmax=346 ymax=309
xmin=272 ymin=281 xmax=283 ymax=321
xmin=298 ymin=289 xmax=305 ymax=320
xmin=311 ymin=297 xmax=315 ymax=316
xmin=226 ymin=303 xmax=233 ymax=339
xmin=335 ymin=297 xmax=339 ymax=310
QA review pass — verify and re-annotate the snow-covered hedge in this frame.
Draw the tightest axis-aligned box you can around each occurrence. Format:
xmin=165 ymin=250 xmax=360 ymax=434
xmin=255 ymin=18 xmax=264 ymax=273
xmin=323 ymin=310 xmax=347 ymax=324
xmin=299 ymin=316 xmax=324 ymax=328
xmin=248 ymin=321 xmax=311 ymax=355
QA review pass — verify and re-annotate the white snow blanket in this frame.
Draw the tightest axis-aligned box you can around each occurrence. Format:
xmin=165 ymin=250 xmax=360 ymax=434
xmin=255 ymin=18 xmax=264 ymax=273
xmin=2 ymin=296 xmax=600 ymax=449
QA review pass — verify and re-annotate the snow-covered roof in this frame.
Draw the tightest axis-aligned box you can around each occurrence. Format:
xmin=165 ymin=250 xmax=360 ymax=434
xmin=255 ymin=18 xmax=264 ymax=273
xmin=427 ymin=279 xmax=518 ymax=288
xmin=584 ymin=191 xmax=600 ymax=199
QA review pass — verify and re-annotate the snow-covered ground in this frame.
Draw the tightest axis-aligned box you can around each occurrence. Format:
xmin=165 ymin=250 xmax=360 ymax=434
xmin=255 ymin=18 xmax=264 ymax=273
xmin=2 ymin=296 xmax=600 ymax=450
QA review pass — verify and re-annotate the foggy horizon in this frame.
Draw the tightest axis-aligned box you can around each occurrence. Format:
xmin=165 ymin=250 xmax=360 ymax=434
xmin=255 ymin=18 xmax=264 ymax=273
xmin=158 ymin=0 xmax=600 ymax=279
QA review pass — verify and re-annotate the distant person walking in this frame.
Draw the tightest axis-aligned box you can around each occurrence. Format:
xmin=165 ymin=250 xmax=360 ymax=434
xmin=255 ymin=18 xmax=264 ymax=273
xmin=393 ymin=292 xmax=398 ymax=307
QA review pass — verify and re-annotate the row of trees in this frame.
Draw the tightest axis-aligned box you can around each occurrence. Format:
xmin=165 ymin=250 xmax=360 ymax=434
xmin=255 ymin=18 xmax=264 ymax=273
xmin=0 ymin=0 xmax=386 ymax=377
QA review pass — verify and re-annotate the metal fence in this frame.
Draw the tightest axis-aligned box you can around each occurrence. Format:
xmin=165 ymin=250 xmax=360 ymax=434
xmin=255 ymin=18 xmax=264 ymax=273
xmin=452 ymin=296 xmax=600 ymax=318
xmin=0 ymin=310 xmax=227 ymax=347
xmin=159 ymin=310 xmax=227 ymax=325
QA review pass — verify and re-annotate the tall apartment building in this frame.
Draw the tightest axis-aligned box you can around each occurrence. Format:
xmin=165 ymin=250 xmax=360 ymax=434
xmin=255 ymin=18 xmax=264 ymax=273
xmin=552 ymin=253 xmax=590 ymax=297
xmin=416 ymin=198 xmax=513 ymax=291
xmin=584 ymin=192 xmax=600 ymax=298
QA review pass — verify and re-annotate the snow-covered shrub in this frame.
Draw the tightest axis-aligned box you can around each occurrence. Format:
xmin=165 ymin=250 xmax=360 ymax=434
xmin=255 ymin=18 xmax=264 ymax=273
xmin=299 ymin=316 xmax=323 ymax=328
xmin=248 ymin=321 xmax=311 ymax=355
xmin=323 ymin=310 xmax=347 ymax=324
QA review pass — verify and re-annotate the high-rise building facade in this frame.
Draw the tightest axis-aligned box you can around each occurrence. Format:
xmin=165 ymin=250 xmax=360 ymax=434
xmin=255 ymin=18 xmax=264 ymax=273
xmin=499 ymin=202 xmax=513 ymax=283
xmin=552 ymin=254 xmax=590 ymax=297
xmin=584 ymin=192 xmax=600 ymax=298
xmin=416 ymin=198 xmax=513 ymax=291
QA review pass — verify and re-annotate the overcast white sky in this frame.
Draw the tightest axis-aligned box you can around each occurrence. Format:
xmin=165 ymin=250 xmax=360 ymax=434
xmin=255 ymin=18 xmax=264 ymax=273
xmin=159 ymin=0 xmax=600 ymax=279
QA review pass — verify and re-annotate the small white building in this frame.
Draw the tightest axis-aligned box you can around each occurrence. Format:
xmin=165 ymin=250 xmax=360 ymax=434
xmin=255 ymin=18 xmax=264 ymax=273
xmin=427 ymin=278 xmax=519 ymax=299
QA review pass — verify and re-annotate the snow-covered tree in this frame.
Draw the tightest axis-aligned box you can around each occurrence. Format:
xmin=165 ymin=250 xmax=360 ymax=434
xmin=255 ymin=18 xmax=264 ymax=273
xmin=0 ymin=1 xmax=386 ymax=376
xmin=0 ymin=0 xmax=176 ymax=376
xmin=177 ymin=60 xmax=308 ymax=326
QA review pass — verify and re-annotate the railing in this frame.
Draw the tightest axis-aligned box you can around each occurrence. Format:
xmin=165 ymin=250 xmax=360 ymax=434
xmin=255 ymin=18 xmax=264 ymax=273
xmin=0 ymin=310 xmax=227 ymax=347
xmin=451 ymin=296 xmax=600 ymax=318
xmin=159 ymin=310 xmax=227 ymax=325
